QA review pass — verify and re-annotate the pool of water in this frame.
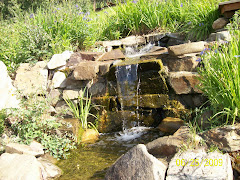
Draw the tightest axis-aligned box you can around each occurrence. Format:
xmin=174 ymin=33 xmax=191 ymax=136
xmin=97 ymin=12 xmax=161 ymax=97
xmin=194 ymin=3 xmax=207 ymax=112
xmin=57 ymin=127 xmax=164 ymax=180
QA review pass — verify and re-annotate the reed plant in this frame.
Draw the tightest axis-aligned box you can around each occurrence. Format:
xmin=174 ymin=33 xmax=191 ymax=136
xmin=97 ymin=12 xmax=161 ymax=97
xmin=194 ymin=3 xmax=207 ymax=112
xmin=198 ymin=11 xmax=240 ymax=125
xmin=64 ymin=88 xmax=98 ymax=130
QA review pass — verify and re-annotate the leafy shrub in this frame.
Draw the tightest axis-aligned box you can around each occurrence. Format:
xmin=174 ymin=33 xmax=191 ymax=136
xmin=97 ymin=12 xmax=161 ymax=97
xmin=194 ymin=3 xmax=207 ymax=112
xmin=198 ymin=11 xmax=240 ymax=125
xmin=8 ymin=96 xmax=75 ymax=159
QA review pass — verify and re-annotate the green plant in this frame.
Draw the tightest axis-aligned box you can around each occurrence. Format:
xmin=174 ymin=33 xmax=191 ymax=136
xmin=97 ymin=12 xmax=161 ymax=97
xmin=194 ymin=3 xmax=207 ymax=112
xmin=0 ymin=110 xmax=6 ymax=136
xmin=198 ymin=11 xmax=240 ymax=125
xmin=8 ymin=95 xmax=75 ymax=159
xmin=64 ymin=87 xmax=98 ymax=130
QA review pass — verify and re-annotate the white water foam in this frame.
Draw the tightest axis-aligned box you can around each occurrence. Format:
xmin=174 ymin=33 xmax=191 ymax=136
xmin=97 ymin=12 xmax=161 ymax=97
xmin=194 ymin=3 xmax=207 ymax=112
xmin=115 ymin=126 xmax=152 ymax=141
xmin=125 ymin=43 xmax=154 ymax=58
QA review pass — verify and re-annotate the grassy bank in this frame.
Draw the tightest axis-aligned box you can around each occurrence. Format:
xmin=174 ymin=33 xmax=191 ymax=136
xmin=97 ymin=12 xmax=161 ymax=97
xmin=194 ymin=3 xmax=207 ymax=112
xmin=197 ymin=11 xmax=240 ymax=128
xmin=0 ymin=0 xmax=223 ymax=72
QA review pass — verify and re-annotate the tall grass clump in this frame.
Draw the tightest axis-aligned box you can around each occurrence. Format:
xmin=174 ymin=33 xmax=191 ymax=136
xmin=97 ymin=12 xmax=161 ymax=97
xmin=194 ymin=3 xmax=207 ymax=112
xmin=110 ymin=0 xmax=221 ymax=39
xmin=0 ymin=0 xmax=224 ymax=72
xmin=198 ymin=11 xmax=240 ymax=125
xmin=64 ymin=88 xmax=98 ymax=130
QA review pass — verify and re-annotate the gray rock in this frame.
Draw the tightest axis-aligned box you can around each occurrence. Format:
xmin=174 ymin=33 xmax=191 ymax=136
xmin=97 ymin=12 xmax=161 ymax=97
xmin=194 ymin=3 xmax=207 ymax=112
xmin=146 ymin=136 xmax=183 ymax=158
xmin=102 ymin=40 xmax=122 ymax=48
xmin=121 ymin=35 xmax=146 ymax=46
xmin=89 ymin=78 xmax=107 ymax=96
xmin=62 ymin=89 xmax=83 ymax=100
xmin=168 ymin=41 xmax=206 ymax=56
xmin=105 ymin=144 xmax=167 ymax=180
xmin=14 ymin=61 xmax=48 ymax=95
xmin=208 ymin=30 xmax=231 ymax=42
xmin=6 ymin=142 xmax=44 ymax=157
xmin=200 ymin=123 xmax=240 ymax=152
xmin=212 ymin=17 xmax=229 ymax=30
xmin=51 ymin=71 xmax=67 ymax=88
xmin=0 ymin=153 xmax=44 ymax=180
xmin=166 ymin=149 xmax=233 ymax=180
xmin=48 ymin=89 xmax=62 ymax=107
xmin=47 ymin=50 xmax=73 ymax=70
xmin=38 ymin=158 xmax=62 ymax=179
xmin=145 ymin=33 xmax=165 ymax=43
xmin=168 ymin=72 xmax=202 ymax=94
xmin=0 ymin=61 xmax=20 ymax=110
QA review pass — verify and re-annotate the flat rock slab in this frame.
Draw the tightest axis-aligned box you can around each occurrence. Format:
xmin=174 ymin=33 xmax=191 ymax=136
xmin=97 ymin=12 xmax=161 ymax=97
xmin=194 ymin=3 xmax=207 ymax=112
xmin=6 ymin=142 xmax=44 ymax=157
xmin=0 ymin=153 xmax=44 ymax=180
xmin=166 ymin=149 xmax=233 ymax=180
xmin=168 ymin=71 xmax=202 ymax=94
xmin=97 ymin=49 xmax=125 ymax=61
xmin=14 ymin=61 xmax=48 ymax=95
xmin=105 ymin=144 xmax=167 ymax=180
xmin=66 ymin=51 xmax=102 ymax=68
xmin=200 ymin=123 xmax=240 ymax=152
xmin=168 ymin=41 xmax=206 ymax=56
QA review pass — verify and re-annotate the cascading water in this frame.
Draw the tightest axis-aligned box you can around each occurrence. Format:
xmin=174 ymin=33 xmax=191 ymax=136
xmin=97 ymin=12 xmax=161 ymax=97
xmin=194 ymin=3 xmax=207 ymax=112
xmin=114 ymin=43 xmax=155 ymax=141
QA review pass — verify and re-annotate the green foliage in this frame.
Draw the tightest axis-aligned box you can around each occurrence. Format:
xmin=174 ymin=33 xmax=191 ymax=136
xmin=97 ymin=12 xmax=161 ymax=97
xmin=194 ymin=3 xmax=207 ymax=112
xmin=0 ymin=0 xmax=223 ymax=72
xmin=0 ymin=110 xmax=6 ymax=136
xmin=198 ymin=11 xmax=240 ymax=125
xmin=8 ymin=95 xmax=75 ymax=159
xmin=64 ymin=88 xmax=98 ymax=130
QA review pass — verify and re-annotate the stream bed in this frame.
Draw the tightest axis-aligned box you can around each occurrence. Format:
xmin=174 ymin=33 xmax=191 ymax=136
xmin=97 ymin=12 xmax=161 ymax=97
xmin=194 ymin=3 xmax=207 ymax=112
xmin=57 ymin=127 xmax=164 ymax=180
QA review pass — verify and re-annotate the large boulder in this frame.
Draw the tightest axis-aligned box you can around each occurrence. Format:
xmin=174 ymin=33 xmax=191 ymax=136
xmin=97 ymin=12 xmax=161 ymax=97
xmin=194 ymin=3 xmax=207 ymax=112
xmin=168 ymin=41 xmax=206 ymax=56
xmin=0 ymin=61 xmax=19 ymax=110
xmin=168 ymin=72 xmax=202 ymax=94
xmin=0 ymin=153 xmax=62 ymax=180
xmin=166 ymin=149 xmax=233 ymax=180
xmin=47 ymin=50 xmax=73 ymax=70
xmin=105 ymin=144 xmax=167 ymax=180
xmin=200 ymin=123 xmax=240 ymax=152
xmin=0 ymin=153 xmax=44 ymax=180
xmin=14 ymin=61 xmax=48 ymax=95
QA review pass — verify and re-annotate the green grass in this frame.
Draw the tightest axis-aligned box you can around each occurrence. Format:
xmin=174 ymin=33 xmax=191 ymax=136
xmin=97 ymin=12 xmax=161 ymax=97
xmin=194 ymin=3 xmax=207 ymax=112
xmin=0 ymin=0 xmax=225 ymax=72
xmin=198 ymin=11 xmax=240 ymax=126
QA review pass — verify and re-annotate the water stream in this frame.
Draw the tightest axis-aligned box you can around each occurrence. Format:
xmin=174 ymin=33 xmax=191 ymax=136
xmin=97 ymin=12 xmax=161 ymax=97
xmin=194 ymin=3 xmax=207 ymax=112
xmin=57 ymin=43 xmax=164 ymax=179
xmin=57 ymin=128 xmax=163 ymax=180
